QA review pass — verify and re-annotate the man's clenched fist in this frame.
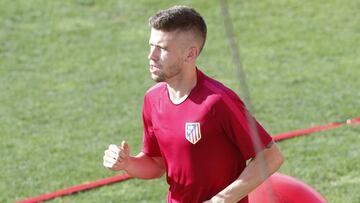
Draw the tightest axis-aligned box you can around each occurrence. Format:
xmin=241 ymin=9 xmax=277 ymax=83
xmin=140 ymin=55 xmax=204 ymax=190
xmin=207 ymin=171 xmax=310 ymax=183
xmin=103 ymin=141 xmax=130 ymax=171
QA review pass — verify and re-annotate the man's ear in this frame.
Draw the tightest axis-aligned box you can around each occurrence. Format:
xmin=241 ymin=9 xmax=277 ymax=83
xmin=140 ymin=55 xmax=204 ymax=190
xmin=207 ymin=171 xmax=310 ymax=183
xmin=184 ymin=46 xmax=199 ymax=63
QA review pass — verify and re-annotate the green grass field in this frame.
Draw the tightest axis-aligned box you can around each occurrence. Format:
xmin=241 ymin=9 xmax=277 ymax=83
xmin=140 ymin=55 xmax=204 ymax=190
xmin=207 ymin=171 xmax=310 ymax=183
xmin=1 ymin=0 xmax=359 ymax=202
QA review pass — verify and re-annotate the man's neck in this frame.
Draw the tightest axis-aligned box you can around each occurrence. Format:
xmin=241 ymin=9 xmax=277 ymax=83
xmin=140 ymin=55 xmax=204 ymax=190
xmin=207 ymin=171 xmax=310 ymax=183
xmin=166 ymin=67 xmax=197 ymax=104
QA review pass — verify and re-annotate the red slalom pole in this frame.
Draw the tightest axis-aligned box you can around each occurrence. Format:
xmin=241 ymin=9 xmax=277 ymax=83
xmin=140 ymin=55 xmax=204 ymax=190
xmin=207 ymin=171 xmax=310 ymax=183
xmin=17 ymin=174 xmax=133 ymax=203
xmin=274 ymin=117 xmax=360 ymax=142
xmin=16 ymin=116 xmax=359 ymax=202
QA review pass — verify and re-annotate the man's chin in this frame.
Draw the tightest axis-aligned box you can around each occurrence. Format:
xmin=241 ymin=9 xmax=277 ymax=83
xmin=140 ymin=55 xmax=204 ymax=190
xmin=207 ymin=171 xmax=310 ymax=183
xmin=151 ymin=74 xmax=165 ymax=83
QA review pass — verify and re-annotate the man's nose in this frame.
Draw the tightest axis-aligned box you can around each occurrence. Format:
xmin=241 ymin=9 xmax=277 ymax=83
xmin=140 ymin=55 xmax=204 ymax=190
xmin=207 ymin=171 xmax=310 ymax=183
xmin=148 ymin=47 xmax=159 ymax=61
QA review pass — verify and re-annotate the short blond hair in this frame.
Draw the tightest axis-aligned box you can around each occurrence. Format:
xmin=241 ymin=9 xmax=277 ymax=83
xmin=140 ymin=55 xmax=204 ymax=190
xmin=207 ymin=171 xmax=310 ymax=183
xmin=149 ymin=5 xmax=207 ymax=53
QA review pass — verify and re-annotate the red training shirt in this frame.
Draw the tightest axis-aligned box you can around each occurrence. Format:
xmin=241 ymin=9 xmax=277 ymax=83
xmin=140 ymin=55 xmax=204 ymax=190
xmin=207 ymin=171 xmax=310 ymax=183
xmin=142 ymin=68 xmax=273 ymax=203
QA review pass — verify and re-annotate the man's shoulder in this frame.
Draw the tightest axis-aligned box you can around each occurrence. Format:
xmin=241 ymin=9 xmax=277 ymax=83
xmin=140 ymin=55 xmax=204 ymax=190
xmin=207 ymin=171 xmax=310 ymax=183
xmin=200 ymin=73 xmax=247 ymax=118
xmin=201 ymin=74 xmax=238 ymax=99
xmin=199 ymin=72 xmax=245 ymax=109
xmin=145 ymin=82 xmax=166 ymax=97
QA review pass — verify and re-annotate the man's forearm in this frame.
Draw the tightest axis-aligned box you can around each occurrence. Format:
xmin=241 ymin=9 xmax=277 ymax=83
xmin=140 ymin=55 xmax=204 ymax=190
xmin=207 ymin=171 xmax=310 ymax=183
xmin=213 ymin=143 xmax=284 ymax=203
xmin=124 ymin=153 xmax=165 ymax=179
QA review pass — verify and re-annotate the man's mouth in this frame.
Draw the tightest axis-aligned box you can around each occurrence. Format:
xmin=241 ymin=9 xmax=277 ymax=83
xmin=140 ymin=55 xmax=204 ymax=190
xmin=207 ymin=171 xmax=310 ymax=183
xmin=149 ymin=64 xmax=160 ymax=73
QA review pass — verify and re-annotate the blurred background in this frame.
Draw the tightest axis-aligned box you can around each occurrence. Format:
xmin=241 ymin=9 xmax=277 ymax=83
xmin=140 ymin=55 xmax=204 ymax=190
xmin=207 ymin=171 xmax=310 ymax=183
xmin=1 ymin=0 xmax=359 ymax=202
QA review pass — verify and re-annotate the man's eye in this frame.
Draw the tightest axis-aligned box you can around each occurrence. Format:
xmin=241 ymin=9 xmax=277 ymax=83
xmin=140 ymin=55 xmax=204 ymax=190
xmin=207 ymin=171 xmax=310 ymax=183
xmin=149 ymin=44 xmax=167 ymax=51
xmin=160 ymin=46 xmax=168 ymax=51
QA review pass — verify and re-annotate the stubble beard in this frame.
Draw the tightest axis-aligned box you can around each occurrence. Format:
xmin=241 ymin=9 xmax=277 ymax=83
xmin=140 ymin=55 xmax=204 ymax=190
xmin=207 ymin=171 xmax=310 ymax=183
xmin=152 ymin=73 xmax=166 ymax=83
xmin=151 ymin=65 xmax=166 ymax=83
xmin=151 ymin=62 xmax=182 ymax=83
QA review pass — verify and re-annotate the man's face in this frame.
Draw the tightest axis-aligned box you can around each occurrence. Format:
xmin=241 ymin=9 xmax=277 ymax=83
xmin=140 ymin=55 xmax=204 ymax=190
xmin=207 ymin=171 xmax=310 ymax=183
xmin=148 ymin=28 xmax=187 ymax=83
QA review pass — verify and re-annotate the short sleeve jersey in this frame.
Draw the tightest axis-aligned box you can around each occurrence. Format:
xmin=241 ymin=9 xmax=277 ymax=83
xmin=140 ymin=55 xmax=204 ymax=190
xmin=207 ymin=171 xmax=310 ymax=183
xmin=142 ymin=69 xmax=272 ymax=203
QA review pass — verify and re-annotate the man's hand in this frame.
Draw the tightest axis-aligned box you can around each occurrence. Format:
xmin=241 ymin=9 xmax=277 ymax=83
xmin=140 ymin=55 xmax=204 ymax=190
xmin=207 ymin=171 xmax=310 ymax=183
xmin=103 ymin=141 xmax=130 ymax=171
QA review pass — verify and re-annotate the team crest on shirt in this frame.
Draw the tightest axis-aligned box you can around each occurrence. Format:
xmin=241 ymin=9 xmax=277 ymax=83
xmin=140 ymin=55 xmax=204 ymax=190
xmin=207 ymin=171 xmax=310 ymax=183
xmin=185 ymin=122 xmax=202 ymax=144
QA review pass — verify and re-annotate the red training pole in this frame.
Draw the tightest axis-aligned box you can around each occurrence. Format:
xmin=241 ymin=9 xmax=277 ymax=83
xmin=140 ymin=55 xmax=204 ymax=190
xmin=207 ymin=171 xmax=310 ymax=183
xmin=274 ymin=116 xmax=360 ymax=142
xmin=17 ymin=174 xmax=133 ymax=203
xmin=16 ymin=116 xmax=360 ymax=202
